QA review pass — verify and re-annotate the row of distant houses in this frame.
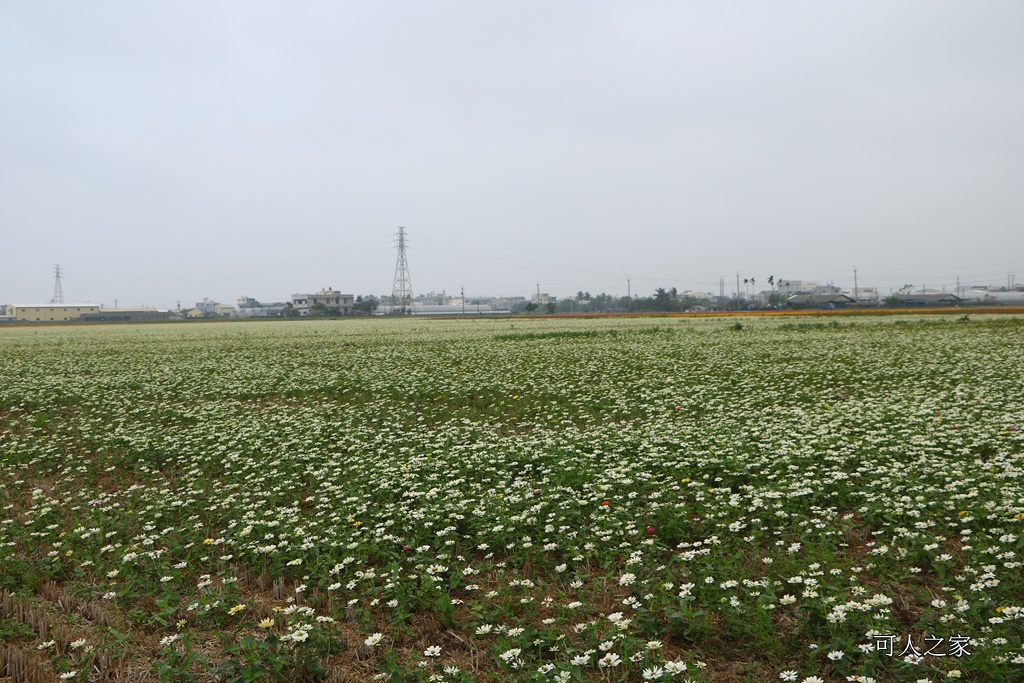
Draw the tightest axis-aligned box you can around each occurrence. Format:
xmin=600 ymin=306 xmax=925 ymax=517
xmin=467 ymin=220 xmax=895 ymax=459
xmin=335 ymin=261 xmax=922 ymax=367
xmin=4 ymin=285 xmax=1022 ymax=323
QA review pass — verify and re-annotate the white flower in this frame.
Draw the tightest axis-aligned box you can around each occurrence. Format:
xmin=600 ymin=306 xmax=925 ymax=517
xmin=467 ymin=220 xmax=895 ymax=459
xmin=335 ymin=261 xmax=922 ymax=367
xmin=570 ymin=654 xmax=590 ymax=665
xmin=59 ymin=673 xmax=78 ymax=680
xmin=779 ymin=672 xmax=798 ymax=682
xmin=619 ymin=573 xmax=636 ymax=586
xmin=827 ymin=650 xmax=844 ymax=660
xmin=500 ymin=648 xmax=522 ymax=662
xmin=69 ymin=639 xmax=87 ymax=649
xmin=364 ymin=633 xmax=384 ymax=647
xmin=664 ymin=661 xmax=687 ymax=674
xmin=424 ymin=645 xmax=441 ymax=657
xmin=779 ymin=594 xmax=797 ymax=605
xmin=598 ymin=652 xmax=622 ymax=668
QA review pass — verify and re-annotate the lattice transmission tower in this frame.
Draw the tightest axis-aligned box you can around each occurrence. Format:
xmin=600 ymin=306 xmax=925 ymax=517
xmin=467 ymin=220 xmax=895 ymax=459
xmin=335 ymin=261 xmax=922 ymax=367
xmin=51 ymin=264 xmax=65 ymax=304
xmin=391 ymin=227 xmax=413 ymax=314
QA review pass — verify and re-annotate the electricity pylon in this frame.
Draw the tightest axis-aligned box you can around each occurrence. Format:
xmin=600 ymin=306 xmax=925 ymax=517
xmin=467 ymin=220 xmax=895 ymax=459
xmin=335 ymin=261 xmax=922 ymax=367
xmin=391 ymin=227 xmax=413 ymax=314
xmin=51 ymin=264 xmax=65 ymax=304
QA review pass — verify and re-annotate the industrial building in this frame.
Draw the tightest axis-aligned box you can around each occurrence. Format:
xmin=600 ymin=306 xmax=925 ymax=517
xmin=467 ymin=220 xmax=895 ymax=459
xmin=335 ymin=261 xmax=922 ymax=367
xmin=2 ymin=303 xmax=100 ymax=322
xmin=78 ymin=308 xmax=177 ymax=322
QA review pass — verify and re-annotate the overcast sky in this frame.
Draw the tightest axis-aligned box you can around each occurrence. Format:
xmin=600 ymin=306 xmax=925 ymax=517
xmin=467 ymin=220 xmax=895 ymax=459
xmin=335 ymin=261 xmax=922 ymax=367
xmin=2 ymin=1 xmax=1023 ymax=308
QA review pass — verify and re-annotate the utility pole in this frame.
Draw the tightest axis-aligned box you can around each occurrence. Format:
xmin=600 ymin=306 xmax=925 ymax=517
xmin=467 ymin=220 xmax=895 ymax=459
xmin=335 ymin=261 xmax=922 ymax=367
xmin=114 ymin=298 xmax=119 ymax=309
xmin=719 ymin=277 xmax=724 ymax=303
xmin=51 ymin=264 xmax=65 ymax=304
xmin=461 ymin=286 xmax=466 ymax=316
xmin=391 ymin=227 xmax=413 ymax=314
xmin=626 ymin=277 xmax=631 ymax=313
xmin=956 ymin=276 xmax=960 ymax=298
xmin=853 ymin=267 xmax=859 ymax=308
xmin=735 ymin=272 xmax=740 ymax=310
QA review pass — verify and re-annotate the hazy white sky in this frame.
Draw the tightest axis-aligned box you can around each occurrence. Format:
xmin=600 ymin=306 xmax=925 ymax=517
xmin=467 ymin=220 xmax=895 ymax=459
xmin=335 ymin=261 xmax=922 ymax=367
xmin=2 ymin=1 xmax=1022 ymax=308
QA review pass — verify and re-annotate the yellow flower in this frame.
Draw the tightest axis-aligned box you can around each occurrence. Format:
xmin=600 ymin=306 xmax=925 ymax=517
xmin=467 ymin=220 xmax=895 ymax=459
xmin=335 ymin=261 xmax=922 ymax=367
xmin=259 ymin=618 xmax=274 ymax=628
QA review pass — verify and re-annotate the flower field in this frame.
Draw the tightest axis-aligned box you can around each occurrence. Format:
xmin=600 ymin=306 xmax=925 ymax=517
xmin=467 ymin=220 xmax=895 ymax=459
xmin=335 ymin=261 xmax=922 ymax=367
xmin=1 ymin=315 xmax=1022 ymax=683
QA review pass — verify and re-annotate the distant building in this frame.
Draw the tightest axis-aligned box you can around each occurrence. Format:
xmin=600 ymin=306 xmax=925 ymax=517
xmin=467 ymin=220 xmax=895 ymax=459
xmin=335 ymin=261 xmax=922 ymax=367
xmin=193 ymin=298 xmax=234 ymax=317
xmin=291 ymin=288 xmax=354 ymax=316
xmin=851 ymin=287 xmax=880 ymax=303
xmin=416 ymin=291 xmax=450 ymax=305
xmin=377 ymin=303 xmax=510 ymax=316
xmin=532 ymin=292 xmax=555 ymax=305
xmin=778 ymin=280 xmax=818 ymax=294
xmin=786 ymin=294 xmax=855 ymax=309
xmin=236 ymin=297 xmax=287 ymax=318
xmin=891 ymin=293 xmax=962 ymax=306
xmin=957 ymin=289 xmax=1024 ymax=305
xmin=79 ymin=308 xmax=176 ymax=322
xmin=3 ymin=304 xmax=100 ymax=322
